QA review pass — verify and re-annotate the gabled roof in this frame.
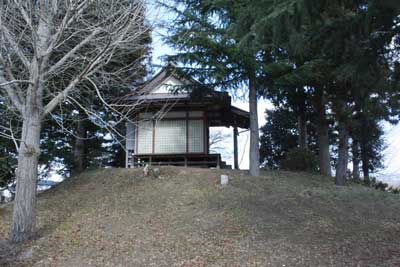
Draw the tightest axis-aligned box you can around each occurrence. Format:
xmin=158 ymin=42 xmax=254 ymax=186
xmin=136 ymin=63 xmax=199 ymax=95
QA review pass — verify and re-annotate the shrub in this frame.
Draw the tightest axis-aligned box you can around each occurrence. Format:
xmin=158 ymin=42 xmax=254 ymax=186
xmin=389 ymin=187 xmax=400 ymax=194
xmin=281 ymin=148 xmax=318 ymax=172
xmin=374 ymin=180 xmax=389 ymax=191
xmin=357 ymin=176 xmax=400 ymax=194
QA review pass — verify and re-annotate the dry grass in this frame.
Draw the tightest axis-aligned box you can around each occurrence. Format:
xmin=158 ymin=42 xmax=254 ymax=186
xmin=0 ymin=167 xmax=400 ymax=266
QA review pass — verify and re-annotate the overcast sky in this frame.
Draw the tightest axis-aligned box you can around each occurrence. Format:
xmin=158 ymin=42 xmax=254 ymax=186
xmin=148 ymin=4 xmax=400 ymax=185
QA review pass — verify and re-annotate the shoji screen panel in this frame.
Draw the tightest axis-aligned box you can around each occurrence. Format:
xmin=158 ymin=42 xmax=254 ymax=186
xmin=126 ymin=121 xmax=135 ymax=151
xmin=154 ymin=120 xmax=187 ymax=154
xmin=188 ymin=120 xmax=204 ymax=153
xmin=136 ymin=121 xmax=153 ymax=154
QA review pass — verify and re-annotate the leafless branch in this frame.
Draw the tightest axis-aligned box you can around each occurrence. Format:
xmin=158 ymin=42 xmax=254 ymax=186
xmin=0 ymin=25 xmax=31 ymax=69
xmin=0 ymin=0 xmax=154 ymax=150
xmin=0 ymin=80 xmax=32 ymax=87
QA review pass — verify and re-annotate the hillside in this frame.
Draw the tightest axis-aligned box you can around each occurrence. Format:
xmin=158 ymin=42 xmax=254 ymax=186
xmin=1 ymin=167 xmax=400 ymax=266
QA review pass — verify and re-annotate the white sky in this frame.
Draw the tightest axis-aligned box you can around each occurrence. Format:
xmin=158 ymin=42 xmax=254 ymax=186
xmin=147 ymin=4 xmax=400 ymax=184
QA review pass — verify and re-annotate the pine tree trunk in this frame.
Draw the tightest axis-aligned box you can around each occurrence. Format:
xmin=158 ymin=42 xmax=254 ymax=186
xmin=249 ymin=73 xmax=260 ymax=176
xmin=10 ymin=111 xmax=42 ymax=243
xmin=361 ymin=144 xmax=370 ymax=181
xmin=335 ymin=118 xmax=349 ymax=186
xmin=360 ymin=116 xmax=370 ymax=182
xmin=316 ymin=93 xmax=331 ymax=177
xmin=297 ymin=103 xmax=308 ymax=149
xmin=352 ymin=139 xmax=360 ymax=180
xmin=73 ymin=116 xmax=86 ymax=175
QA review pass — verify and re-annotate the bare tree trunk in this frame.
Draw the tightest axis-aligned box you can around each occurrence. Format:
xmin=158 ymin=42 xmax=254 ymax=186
xmin=249 ymin=73 xmax=260 ymax=176
xmin=335 ymin=118 xmax=349 ymax=186
xmin=352 ymin=138 xmax=360 ymax=180
xmin=315 ymin=93 xmax=331 ymax=177
xmin=10 ymin=111 xmax=41 ymax=243
xmin=73 ymin=116 xmax=86 ymax=175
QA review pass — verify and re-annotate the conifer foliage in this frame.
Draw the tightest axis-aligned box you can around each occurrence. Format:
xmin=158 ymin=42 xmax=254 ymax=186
xmin=164 ymin=0 xmax=270 ymax=176
xmin=258 ymin=0 xmax=400 ymax=183
xmin=165 ymin=0 xmax=400 ymax=183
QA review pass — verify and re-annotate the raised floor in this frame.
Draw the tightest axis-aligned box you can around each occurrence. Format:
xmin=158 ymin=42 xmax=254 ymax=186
xmin=128 ymin=153 xmax=231 ymax=169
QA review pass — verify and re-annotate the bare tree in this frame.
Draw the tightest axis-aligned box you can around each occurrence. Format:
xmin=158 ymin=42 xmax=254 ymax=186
xmin=0 ymin=0 xmax=149 ymax=242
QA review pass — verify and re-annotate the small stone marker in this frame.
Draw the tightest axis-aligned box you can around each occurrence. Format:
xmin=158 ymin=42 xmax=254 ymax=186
xmin=143 ymin=165 xmax=161 ymax=178
xmin=18 ymin=248 xmax=33 ymax=260
xmin=143 ymin=164 xmax=149 ymax=177
xmin=220 ymin=174 xmax=229 ymax=185
xmin=153 ymin=167 xmax=161 ymax=178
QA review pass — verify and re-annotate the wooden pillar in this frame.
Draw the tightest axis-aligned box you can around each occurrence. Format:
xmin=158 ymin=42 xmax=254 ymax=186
xmin=233 ymin=125 xmax=239 ymax=170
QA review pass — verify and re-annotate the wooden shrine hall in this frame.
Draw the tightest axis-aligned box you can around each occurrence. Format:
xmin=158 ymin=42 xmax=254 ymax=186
xmin=124 ymin=65 xmax=250 ymax=169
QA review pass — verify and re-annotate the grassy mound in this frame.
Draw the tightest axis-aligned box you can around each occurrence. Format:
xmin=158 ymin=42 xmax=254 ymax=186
xmin=1 ymin=167 xmax=400 ymax=266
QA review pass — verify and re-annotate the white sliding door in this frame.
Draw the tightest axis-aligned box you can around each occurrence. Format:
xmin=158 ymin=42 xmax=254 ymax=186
xmin=135 ymin=111 xmax=206 ymax=155
xmin=154 ymin=120 xmax=186 ymax=154
xmin=137 ymin=121 xmax=153 ymax=154
xmin=188 ymin=120 xmax=204 ymax=153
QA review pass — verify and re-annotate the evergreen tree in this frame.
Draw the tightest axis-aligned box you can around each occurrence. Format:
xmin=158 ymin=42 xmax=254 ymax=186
xmin=164 ymin=0 xmax=269 ymax=176
xmin=0 ymin=140 xmax=16 ymax=188
xmin=260 ymin=108 xmax=298 ymax=169
xmin=260 ymin=106 xmax=319 ymax=170
xmin=255 ymin=0 xmax=400 ymax=184
xmin=0 ymin=99 xmax=18 ymax=187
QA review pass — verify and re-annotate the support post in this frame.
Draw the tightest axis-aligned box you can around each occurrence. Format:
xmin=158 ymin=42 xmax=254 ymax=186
xmin=233 ymin=124 xmax=239 ymax=170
